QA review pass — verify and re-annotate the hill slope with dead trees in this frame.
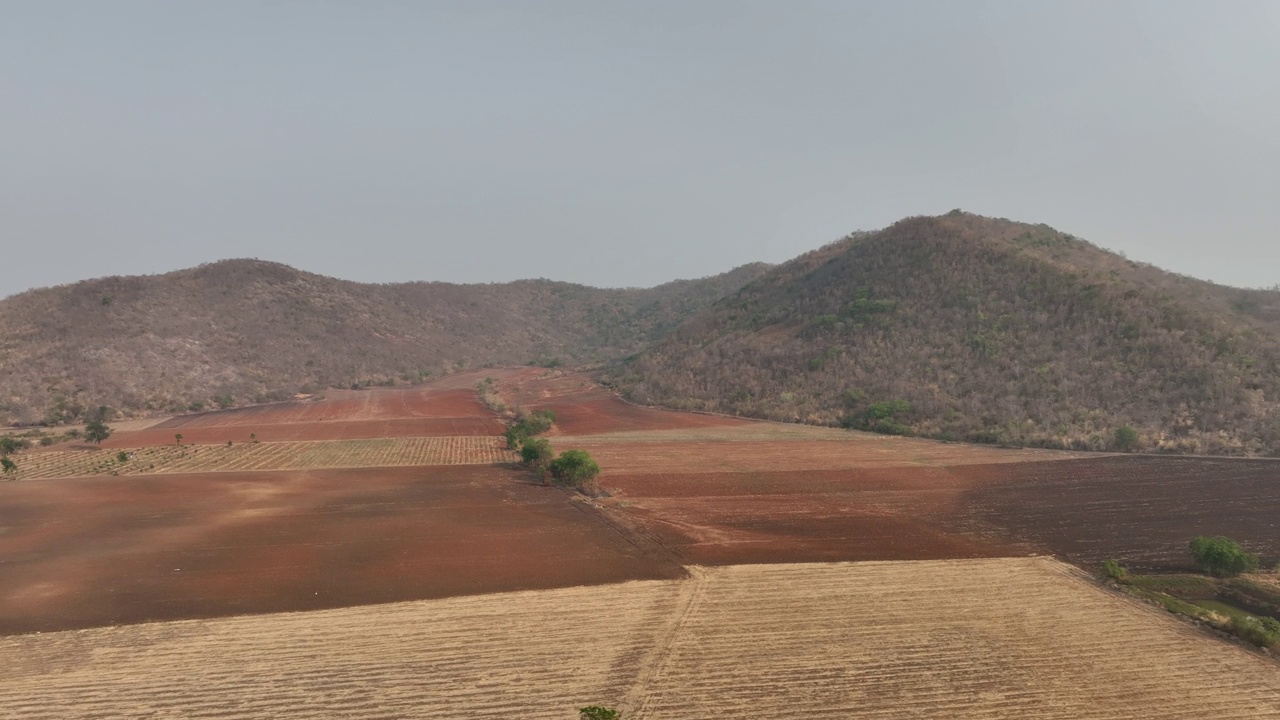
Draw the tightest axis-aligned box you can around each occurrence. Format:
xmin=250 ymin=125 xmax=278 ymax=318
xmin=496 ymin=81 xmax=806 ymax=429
xmin=607 ymin=212 xmax=1280 ymax=456
xmin=0 ymin=260 xmax=768 ymax=425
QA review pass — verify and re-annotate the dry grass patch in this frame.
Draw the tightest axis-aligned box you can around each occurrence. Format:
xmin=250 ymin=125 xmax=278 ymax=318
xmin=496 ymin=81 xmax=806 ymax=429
xmin=4 ymin=558 xmax=1279 ymax=719
xmin=11 ymin=436 xmax=514 ymax=479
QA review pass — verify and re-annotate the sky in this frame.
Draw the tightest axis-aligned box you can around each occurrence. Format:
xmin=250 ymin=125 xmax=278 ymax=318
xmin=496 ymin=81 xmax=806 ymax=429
xmin=2 ymin=1 xmax=1277 ymax=298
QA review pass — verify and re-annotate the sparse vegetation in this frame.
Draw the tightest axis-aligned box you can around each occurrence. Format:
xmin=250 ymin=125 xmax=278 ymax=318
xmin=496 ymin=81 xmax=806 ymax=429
xmin=579 ymin=707 xmax=620 ymax=720
xmin=0 ymin=258 xmax=768 ymax=426
xmin=476 ymin=377 xmax=507 ymax=414
xmin=608 ymin=213 xmax=1280 ymax=456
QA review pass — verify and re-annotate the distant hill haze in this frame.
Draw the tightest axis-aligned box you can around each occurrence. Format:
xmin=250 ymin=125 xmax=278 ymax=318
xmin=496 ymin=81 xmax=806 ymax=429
xmin=5 ymin=211 xmax=1280 ymax=456
xmin=0 ymin=259 xmax=769 ymax=425
xmin=607 ymin=212 xmax=1280 ymax=456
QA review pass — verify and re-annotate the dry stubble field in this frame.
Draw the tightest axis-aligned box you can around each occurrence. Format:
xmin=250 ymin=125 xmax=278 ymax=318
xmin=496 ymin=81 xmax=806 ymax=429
xmin=3 ymin=558 xmax=1278 ymax=720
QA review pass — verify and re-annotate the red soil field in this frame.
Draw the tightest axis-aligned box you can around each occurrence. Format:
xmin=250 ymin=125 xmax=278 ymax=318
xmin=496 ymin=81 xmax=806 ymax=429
xmin=500 ymin=370 xmax=750 ymax=435
xmin=0 ymin=465 xmax=682 ymax=635
xmin=99 ymin=384 xmax=507 ymax=448
xmin=599 ymin=468 xmax=1016 ymax=566
xmin=952 ymin=456 xmax=1280 ymax=571
xmin=594 ymin=455 xmax=1280 ymax=572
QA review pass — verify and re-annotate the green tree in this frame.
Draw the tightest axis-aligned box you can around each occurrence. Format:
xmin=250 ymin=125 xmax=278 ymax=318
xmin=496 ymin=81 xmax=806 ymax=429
xmin=1 ymin=456 xmax=16 ymax=480
xmin=520 ymin=437 xmax=554 ymax=481
xmin=579 ymin=707 xmax=620 ymax=720
xmin=0 ymin=437 xmax=28 ymax=455
xmin=84 ymin=417 xmax=113 ymax=445
xmin=116 ymin=451 xmax=130 ymax=463
xmin=175 ymin=433 xmax=184 ymax=446
xmin=1113 ymin=425 xmax=1139 ymax=451
xmin=503 ymin=409 xmax=557 ymax=449
xmin=550 ymin=449 xmax=601 ymax=494
xmin=1189 ymin=536 xmax=1259 ymax=577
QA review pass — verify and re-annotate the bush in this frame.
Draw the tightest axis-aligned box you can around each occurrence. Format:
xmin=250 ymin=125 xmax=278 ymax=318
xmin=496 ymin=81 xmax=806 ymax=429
xmin=1190 ymin=536 xmax=1259 ymax=577
xmin=503 ymin=409 xmax=557 ymax=449
xmin=579 ymin=707 xmax=619 ymax=720
xmin=550 ymin=449 xmax=601 ymax=494
xmin=0 ymin=437 xmax=30 ymax=454
xmin=520 ymin=438 xmax=553 ymax=475
xmin=116 ymin=451 xmax=129 ymax=463
xmin=1228 ymin=615 xmax=1280 ymax=648
xmin=1102 ymin=559 xmax=1128 ymax=581
xmin=1113 ymin=425 xmax=1139 ymax=451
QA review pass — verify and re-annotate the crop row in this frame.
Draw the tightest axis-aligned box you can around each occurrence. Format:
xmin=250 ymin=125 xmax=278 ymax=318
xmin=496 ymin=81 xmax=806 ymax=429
xmin=9 ymin=437 xmax=516 ymax=480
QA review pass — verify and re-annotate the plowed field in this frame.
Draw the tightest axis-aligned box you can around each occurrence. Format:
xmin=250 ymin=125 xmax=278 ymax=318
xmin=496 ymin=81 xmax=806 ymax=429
xmin=87 ymin=372 xmax=516 ymax=448
xmin=501 ymin=369 xmax=750 ymax=435
xmin=0 ymin=465 xmax=681 ymax=634
xmin=953 ymin=456 xmax=1280 ymax=570
xmin=4 ymin=558 xmax=1278 ymax=720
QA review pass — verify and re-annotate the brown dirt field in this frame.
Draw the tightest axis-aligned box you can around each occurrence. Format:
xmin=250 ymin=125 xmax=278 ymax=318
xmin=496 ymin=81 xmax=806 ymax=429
xmin=4 ymin=558 xmax=1279 ymax=719
xmin=952 ymin=456 xmax=1280 ymax=571
xmin=597 ymin=468 xmax=1016 ymax=565
xmin=0 ymin=465 xmax=682 ymax=635
xmin=98 ymin=416 xmax=507 ymax=447
xmin=500 ymin=369 xmax=752 ymax=435
xmin=571 ymin=435 xmax=1081 ymax=475
xmin=53 ymin=372 xmax=519 ymax=449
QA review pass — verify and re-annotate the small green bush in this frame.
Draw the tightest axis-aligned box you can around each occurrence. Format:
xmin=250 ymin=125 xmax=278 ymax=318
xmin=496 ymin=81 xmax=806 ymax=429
xmin=1102 ymin=559 xmax=1128 ymax=581
xmin=1228 ymin=615 xmax=1280 ymax=648
xmin=579 ymin=707 xmax=620 ymax=720
xmin=1113 ymin=425 xmax=1139 ymax=451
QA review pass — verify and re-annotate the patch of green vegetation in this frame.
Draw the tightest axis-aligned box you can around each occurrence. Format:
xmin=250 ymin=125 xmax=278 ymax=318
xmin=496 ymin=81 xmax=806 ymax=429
xmin=1124 ymin=574 xmax=1218 ymax=596
xmin=503 ymin=409 xmax=557 ymax=450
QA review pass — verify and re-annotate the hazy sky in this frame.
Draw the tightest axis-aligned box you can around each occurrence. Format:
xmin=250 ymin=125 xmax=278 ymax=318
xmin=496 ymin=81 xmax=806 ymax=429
xmin=3 ymin=1 xmax=1277 ymax=298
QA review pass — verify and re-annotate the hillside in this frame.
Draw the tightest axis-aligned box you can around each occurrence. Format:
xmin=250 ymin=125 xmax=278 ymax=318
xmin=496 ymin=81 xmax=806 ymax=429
xmin=607 ymin=212 xmax=1280 ymax=455
xmin=0 ymin=260 xmax=768 ymax=425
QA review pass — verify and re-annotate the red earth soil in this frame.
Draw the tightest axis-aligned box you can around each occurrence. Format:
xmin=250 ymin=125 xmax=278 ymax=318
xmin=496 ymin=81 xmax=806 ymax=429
xmin=598 ymin=468 xmax=1018 ymax=566
xmin=0 ymin=465 xmax=682 ymax=635
xmin=99 ymin=385 xmax=507 ymax=448
xmin=500 ymin=370 xmax=751 ymax=435
xmin=951 ymin=456 xmax=1280 ymax=571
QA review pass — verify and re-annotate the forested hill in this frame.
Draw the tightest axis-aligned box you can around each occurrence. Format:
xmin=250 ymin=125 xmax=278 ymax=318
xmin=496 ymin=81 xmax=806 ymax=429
xmin=0 ymin=260 xmax=769 ymax=425
xmin=607 ymin=212 xmax=1280 ymax=456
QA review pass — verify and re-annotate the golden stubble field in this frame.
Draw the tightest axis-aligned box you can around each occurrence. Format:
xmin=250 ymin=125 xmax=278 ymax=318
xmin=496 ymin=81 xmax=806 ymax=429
xmin=10 ymin=436 xmax=515 ymax=479
xmin=4 ymin=557 xmax=1278 ymax=720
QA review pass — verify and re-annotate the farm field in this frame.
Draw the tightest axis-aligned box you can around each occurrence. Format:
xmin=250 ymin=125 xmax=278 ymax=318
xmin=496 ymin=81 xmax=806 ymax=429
xmin=0 ymin=465 xmax=681 ymax=634
xmin=953 ymin=456 xmax=1280 ymax=571
xmin=75 ymin=371 xmax=519 ymax=448
xmin=3 ymin=558 xmax=1278 ymax=720
xmin=12 ymin=436 xmax=514 ymax=480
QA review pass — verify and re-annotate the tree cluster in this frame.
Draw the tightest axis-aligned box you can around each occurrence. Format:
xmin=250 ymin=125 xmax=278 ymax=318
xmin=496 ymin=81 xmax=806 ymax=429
xmin=506 ymin=411 xmax=601 ymax=494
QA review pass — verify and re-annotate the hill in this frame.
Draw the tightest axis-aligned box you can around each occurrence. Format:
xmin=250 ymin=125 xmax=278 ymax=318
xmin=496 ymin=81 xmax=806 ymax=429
xmin=0 ymin=260 xmax=769 ymax=425
xmin=607 ymin=212 xmax=1280 ymax=455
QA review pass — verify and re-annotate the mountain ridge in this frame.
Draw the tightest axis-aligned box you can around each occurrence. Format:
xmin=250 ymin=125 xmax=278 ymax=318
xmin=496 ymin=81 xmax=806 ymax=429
xmin=0 ymin=258 xmax=770 ymax=425
xmin=606 ymin=212 xmax=1280 ymax=455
